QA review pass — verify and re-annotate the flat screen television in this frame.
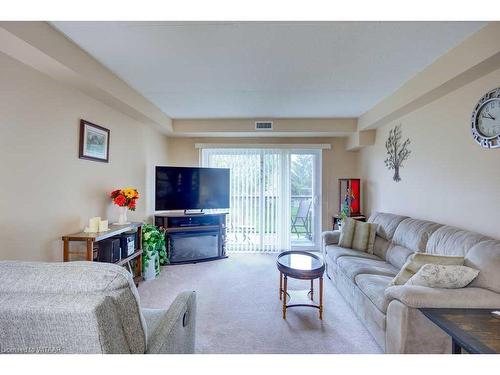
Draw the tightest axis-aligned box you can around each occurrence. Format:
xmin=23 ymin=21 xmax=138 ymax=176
xmin=155 ymin=166 xmax=230 ymax=211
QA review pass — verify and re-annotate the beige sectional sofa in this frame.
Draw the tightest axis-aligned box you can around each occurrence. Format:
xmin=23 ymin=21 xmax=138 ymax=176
xmin=322 ymin=212 xmax=500 ymax=353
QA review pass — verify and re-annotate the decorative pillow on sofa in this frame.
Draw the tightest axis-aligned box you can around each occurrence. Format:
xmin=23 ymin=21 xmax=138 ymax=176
xmin=390 ymin=253 xmax=464 ymax=285
xmin=338 ymin=218 xmax=377 ymax=254
xmin=406 ymin=264 xmax=479 ymax=289
xmin=338 ymin=218 xmax=356 ymax=248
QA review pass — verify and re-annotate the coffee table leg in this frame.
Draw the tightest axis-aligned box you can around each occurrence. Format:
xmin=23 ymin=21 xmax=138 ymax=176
xmin=310 ymin=279 xmax=314 ymax=301
xmin=319 ymin=276 xmax=323 ymax=320
xmin=282 ymin=275 xmax=287 ymax=319
xmin=279 ymin=272 xmax=283 ymax=300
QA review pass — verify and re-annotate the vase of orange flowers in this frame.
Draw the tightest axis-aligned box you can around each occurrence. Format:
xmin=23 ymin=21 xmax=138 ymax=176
xmin=110 ymin=188 xmax=140 ymax=225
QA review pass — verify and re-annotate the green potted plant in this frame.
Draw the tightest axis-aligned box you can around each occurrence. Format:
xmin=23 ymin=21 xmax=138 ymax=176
xmin=142 ymin=223 xmax=168 ymax=280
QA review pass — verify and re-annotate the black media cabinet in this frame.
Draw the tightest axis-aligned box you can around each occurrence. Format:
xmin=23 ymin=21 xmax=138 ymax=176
xmin=154 ymin=211 xmax=228 ymax=264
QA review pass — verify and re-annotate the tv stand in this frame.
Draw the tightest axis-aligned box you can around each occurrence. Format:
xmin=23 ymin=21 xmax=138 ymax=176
xmin=154 ymin=211 xmax=228 ymax=264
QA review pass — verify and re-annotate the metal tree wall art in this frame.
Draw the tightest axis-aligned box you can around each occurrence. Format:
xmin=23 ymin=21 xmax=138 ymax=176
xmin=384 ymin=124 xmax=411 ymax=182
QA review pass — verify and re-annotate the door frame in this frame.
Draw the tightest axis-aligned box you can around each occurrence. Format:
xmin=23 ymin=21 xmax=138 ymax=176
xmin=289 ymin=148 xmax=322 ymax=252
xmin=200 ymin=144 xmax=325 ymax=252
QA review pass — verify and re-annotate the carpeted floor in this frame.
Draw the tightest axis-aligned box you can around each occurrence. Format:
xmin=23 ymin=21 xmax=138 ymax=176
xmin=138 ymin=253 xmax=382 ymax=354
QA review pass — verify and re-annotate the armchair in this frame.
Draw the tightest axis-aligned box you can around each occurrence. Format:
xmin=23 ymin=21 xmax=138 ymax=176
xmin=0 ymin=261 xmax=196 ymax=354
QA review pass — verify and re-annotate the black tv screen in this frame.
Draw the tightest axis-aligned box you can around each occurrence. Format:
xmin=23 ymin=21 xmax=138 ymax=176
xmin=155 ymin=166 xmax=230 ymax=211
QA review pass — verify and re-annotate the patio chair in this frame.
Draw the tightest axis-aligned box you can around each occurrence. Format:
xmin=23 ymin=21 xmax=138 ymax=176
xmin=229 ymin=220 xmax=256 ymax=245
xmin=291 ymin=199 xmax=312 ymax=240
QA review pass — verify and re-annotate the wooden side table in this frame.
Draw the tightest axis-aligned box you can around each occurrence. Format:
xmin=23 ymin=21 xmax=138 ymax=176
xmin=62 ymin=222 xmax=143 ymax=285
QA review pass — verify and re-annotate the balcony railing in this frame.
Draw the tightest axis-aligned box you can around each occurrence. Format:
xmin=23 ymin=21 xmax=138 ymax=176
xmin=225 ymin=195 xmax=313 ymax=249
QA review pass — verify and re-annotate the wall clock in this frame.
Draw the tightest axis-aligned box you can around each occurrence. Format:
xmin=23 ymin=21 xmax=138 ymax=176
xmin=471 ymin=87 xmax=500 ymax=149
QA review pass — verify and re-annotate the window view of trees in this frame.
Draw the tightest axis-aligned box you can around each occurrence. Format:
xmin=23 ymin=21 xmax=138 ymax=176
xmin=290 ymin=154 xmax=313 ymax=241
xmin=291 ymin=154 xmax=313 ymax=196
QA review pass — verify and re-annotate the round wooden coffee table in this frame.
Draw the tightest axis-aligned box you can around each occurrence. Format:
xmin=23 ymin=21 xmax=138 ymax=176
xmin=276 ymin=251 xmax=325 ymax=320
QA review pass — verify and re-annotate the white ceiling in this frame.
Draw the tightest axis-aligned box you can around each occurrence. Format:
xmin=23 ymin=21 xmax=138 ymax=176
xmin=51 ymin=21 xmax=485 ymax=119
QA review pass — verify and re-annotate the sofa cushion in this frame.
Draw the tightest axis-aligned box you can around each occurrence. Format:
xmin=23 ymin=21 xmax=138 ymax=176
xmin=351 ymin=220 xmax=371 ymax=251
xmin=339 ymin=219 xmax=378 ymax=253
xmin=392 ymin=218 xmax=442 ymax=253
xmin=338 ymin=218 xmax=356 ymax=248
xmin=406 ymin=264 xmax=479 ymax=289
xmin=366 ymin=224 xmax=377 ymax=254
xmin=373 ymin=236 xmax=391 ymax=260
xmin=351 ymin=280 xmax=388 ymax=349
xmin=390 ymin=253 xmax=464 ymax=285
xmin=368 ymin=212 xmax=408 ymax=241
xmin=333 ymin=266 xmax=387 ymax=348
xmin=355 ymin=274 xmax=393 ymax=312
xmin=386 ymin=244 xmax=414 ymax=270
xmin=386 ymin=218 xmax=443 ymax=269
xmin=465 ymin=240 xmax=500 ymax=293
xmin=426 ymin=225 xmax=490 ymax=257
xmin=336 ymin=257 xmax=399 ymax=281
xmin=326 ymin=244 xmax=381 ymax=263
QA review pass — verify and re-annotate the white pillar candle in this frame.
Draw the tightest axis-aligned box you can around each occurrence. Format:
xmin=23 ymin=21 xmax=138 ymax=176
xmin=98 ymin=220 xmax=109 ymax=232
xmin=89 ymin=217 xmax=101 ymax=232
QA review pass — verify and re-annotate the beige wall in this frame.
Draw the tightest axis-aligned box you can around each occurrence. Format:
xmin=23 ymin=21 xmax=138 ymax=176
xmin=173 ymin=118 xmax=356 ymax=137
xmin=360 ymin=67 xmax=500 ymax=239
xmin=0 ymin=52 xmax=169 ymax=261
xmin=167 ymin=137 xmax=359 ymax=230
xmin=358 ymin=23 xmax=500 ymax=131
xmin=0 ymin=22 xmax=173 ymax=133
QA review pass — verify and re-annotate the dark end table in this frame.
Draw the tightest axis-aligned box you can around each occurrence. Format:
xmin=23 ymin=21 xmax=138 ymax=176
xmin=420 ymin=308 xmax=500 ymax=354
xmin=276 ymin=251 xmax=325 ymax=320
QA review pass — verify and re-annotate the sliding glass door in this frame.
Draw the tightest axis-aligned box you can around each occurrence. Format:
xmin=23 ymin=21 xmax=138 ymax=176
xmin=202 ymin=147 xmax=321 ymax=252
xmin=290 ymin=150 xmax=321 ymax=250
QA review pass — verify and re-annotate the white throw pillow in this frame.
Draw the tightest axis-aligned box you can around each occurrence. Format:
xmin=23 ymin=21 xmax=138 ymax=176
xmin=406 ymin=264 xmax=479 ymax=289
xmin=390 ymin=253 xmax=464 ymax=286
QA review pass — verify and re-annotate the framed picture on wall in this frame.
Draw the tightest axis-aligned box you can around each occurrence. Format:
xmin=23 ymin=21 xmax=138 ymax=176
xmin=79 ymin=119 xmax=110 ymax=163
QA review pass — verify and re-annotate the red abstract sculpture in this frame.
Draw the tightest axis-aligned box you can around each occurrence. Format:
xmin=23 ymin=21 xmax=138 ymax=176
xmin=338 ymin=178 xmax=361 ymax=217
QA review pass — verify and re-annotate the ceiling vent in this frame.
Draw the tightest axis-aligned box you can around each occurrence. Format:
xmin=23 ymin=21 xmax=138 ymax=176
xmin=255 ymin=121 xmax=273 ymax=131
